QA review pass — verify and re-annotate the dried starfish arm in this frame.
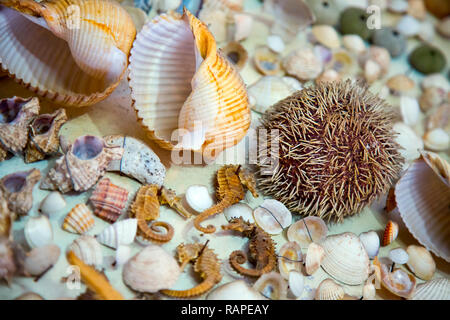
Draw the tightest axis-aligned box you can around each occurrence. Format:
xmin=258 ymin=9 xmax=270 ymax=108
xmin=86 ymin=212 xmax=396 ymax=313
xmin=66 ymin=251 xmax=124 ymax=300
xmin=159 ymin=187 xmax=192 ymax=219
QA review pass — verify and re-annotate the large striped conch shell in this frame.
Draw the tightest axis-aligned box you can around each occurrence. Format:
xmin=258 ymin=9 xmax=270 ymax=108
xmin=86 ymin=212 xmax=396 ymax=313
xmin=129 ymin=9 xmax=250 ymax=161
xmin=0 ymin=0 xmax=136 ymax=107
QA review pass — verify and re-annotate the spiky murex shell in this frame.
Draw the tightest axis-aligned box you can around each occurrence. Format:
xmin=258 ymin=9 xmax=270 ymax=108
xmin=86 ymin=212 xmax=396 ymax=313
xmin=257 ymin=80 xmax=404 ymax=222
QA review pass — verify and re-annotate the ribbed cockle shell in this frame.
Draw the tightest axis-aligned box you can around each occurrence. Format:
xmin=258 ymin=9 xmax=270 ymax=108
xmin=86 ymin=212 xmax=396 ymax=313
xmin=62 ymin=204 xmax=95 ymax=234
xmin=129 ymin=9 xmax=250 ymax=161
xmin=90 ymin=178 xmax=129 ymax=223
xmin=0 ymin=0 xmax=136 ymax=106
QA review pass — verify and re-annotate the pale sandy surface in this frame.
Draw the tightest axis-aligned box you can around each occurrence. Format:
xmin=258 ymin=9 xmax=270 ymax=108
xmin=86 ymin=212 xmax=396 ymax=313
xmin=0 ymin=0 xmax=449 ymax=300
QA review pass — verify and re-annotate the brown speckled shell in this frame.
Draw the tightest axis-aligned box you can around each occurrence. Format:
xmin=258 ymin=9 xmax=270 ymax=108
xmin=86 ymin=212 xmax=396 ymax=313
xmin=90 ymin=178 xmax=129 ymax=223
xmin=0 ymin=97 xmax=40 ymax=161
xmin=25 ymin=108 xmax=67 ymax=163
xmin=0 ymin=168 xmax=41 ymax=216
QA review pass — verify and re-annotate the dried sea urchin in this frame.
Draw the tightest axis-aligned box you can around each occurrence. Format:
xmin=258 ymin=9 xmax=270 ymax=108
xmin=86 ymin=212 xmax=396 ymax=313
xmin=257 ymin=81 xmax=404 ymax=222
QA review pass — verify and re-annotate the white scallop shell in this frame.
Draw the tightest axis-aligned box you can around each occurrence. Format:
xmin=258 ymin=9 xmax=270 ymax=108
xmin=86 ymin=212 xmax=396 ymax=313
xmin=315 ymin=278 xmax=345 ymax=300
xmin=287 ymin=217 xmax=328 ymax=248
xmin=395 ymin=151 xmax=450 ymax=262
xmin=410 ymin=278 xmax=450 ymax=300
xmin=305 ymin=242 xmax=325 ymax=276
xmin=223 ymin=202 xmax=254 ymax=223
xmin=39 ymin=192 xmax=66 ymax=216
xmin=321 ymin=232 xmax=370 ymax=285
xmin=288 ymin=270 xmax=304 ymax=298
xmin=24 ymin=244 xmax=60 ymax=276
xmin=123 ymin=245 xmax=181 ymax=293
xmin=359 ymin=231 xmax=380 ymax=259
xmin=24 ymin=215 xmax=53 ymax=249
xmin=185 ymin=185 xmax=214 ymax=212
xmin=253 ymin=199 xmax=292 ymax=235
xmin=207 ymin=280 xmax=265 ymax=300
xmin=69 ymin=235 xmax=103 ymax=269
xmin=97 ymin=218 xmax=137 ymax=249
xmin=278 ymin=241 xmax=303 ymax=279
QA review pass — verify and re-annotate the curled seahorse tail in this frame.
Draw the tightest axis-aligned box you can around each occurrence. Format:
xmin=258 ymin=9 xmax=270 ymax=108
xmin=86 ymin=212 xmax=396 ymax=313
xmin=160 ymin=278 xmax=216 ymax=298
xmin=137 ymin=219 xmax=174 ymax=243
xmin=229 ymin=250 xmax=264 ymax=277
xmin=193 ymin=199 xmax=232 ymax=233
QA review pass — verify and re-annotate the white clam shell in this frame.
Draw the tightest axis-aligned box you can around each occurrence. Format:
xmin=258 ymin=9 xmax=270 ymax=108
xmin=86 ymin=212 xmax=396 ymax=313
xmin=123 ymin=245 xmax=181 ymax=293
xmin=69 ymin=235 xmax=103 ymax=269
xmin=359 ymin=231 xmax=380 ymax=259
xmin=393 ymin=122 xmax=424 ymax=162
xmin=185 ymin=185 xmax=214 ymax=213
xmin=410 ymin=278 xmax=450 ymax=300
xmin=389 ymin=248 xmax=409 ymax=265
xmin=364 ymin=60 xmax=381 ymax=84
xmin=39 ymin=192 xmax=66 ymax=216
xmin=400 ymin=96 xmax=420 ymax=126
xmin=406 ymin=245 xmax=436 ymax=281
xmin=115 ymin=245 xmax=132 ymax=267
xmin=253 ymin=271 xmax=287 ymax=300
xmin=223 ymin=202 xmax=254 ymax=223
xmin=24 ymin=215 xmax=53 ymax=249
xmin=311 ymin=25 xmax=340 ymax=49
xmin=395 ymin=151 xmax=450 ymax=262
xmin=97 ymin=218 xmax=137 ymax=249
xmin=105 ymin=135 xmax=166 ymax=186
xmin=207 ymin=280 xmax=265 ymax=300
xmin=305 ymin=242 xmax=325 ymax=275
xmin=315 ymin=278 xmax=345 ymax=300
xmin=278 ymin=241 xmax=303 ymax=279
xmin=253 ymin=199 xmax=292 ymax=235
xmin=267 ymin=35 xmax=285 ymax=53
xmin=342 ymin=35 xmax=366 ymax=54
xmin=288 ymin=270 xmax=304 ymax=298
xmin=321 ymin=232 xmax=370 ymax=285
xmin=396 ymin=15 xmax=421 ymax=37
xmin=287 ymin=217 xmax=328 ymax=248
xmin=248 ymin=76 xmax=297 ymax=113
xmin=24 ymin=244 xmax=60 ymax=276
xmin=423 ymin=128 xmax=450 ymax=151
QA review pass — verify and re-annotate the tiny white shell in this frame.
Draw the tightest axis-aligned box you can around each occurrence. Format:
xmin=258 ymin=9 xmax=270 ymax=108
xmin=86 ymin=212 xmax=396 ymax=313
xmin=393 ymin=122 xmax=424 ymax=162
xmin=207 ymin=280 xmax=265 ymax=300
xmin=39 ymin=192 xmax=66 ymax=216
xmin=305 ymin=242 xmax=325 ymax=275
xmin=288 ymin=270 xmax=304 ymax=298
xmin=315 ymin=278 xmax=345 ymax=300
xmin=389 ymin=248 xmax=409 ymax=264
xmin=24 ymin=215 xmax=53 ymax=249
xmin=423 ymin=128 xmax=450 ymax=151
xmin=342 ymin=35 xmax=366 ymax=54
xmin=97 ymin=218 xmax=137 ymax=249
xmin=115 ymin=245 xmax=132 ymax=267
xmin=24 ymin=244 xmax=60 ymax=276
xmin=359 ymin=231 xmax=380 ymax=259
xmin=267 ymin=35 xmax=285 ymax=53
xmin=389 ymin=0 xmax=409 ymax=13
xmin=234 ymin=13 xmax=254 ymax=42
xmin=223 ymin=202 xmax=254 ymax=223
xmin=253 ymin=199 xmax=292 ymax=235
xmin=69 ymin=235 xmax=103 ymax=269
xmin=362 ymin=282 xmax=376 ymax=300
xmin=364 ymin=59 xmax=381 ymax=84
xmin=400 ymin=96 xmax=420 ymax=126
xmin=185 ymin=185 xmax=214 ymax=213
xmin=421 ymin=74 xmax=449 ymax=92
xmin=396 ymin=15 xmax=421 ymax=37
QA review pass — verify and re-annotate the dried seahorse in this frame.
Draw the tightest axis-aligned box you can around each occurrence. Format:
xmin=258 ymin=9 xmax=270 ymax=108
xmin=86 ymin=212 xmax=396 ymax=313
xmin=159 ymin=186 xmax=192 ymax=219
xmin=130 ymin=185 xmax=174 ymax=243
xmin=194 ymin=165 xmax=258 ymax=233
xmin=66 ymin=251 xmax=123 ymax=300
xmin=160 ymin=242 xmax=222 ymax=298
xmin=222 ymin=217 xmax=276 ymax=277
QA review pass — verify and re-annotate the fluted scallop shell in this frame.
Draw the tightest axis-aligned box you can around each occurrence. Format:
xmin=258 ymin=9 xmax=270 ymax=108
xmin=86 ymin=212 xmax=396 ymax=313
xmin=382 ymin=220 xmax=399 ymax=246
xmin=123 ymin=244 xmax=181 ymax=293
xmin=104 ymin=135 xmax=166 ymax=187
xmin=129 ymin=10 xmax=250 ymax=161
xmin=90 ymin=178 xmax=129 ymax=223
xmin=395 ymin=151 xmax=450 ymax=262
xmin=315 ymin=279 xmax=345 ymax=300
xmin=69 ymin=235 xmax=103 ymax=269
xmin=62 ymin=204 xmax=95 ymax=234
xmin=253 ymin=199 xmax=292 ymax=235
xmin=25 ymin=108 xmax=67 ymax=163
xmin=0 ymin=168 xmax=41 ymax=216
xmin=0 ymin=0 xmax=136 ymax=107
xmin=0 ymin=97 xmax=39 ymax=161
xmin=321 ymin=232 xmax=370 ymax=285
xmin=287 ymin=217 xmax=328 ymax=248
xmin=253 ymin=271 xmax=287 ymax=300
xmin=305 ymin=242 xmax=324 ymax=275
xmin=97 ymin=218 xmax=137 ymax=249
xmin=41 ymin=136 xmax=124 ymax=193
xmin=24 ymin=244 xmax=60 ymax=276
xmin=278 ymin=241 xmax=303 ymax=280
xmin=24 ymin=215 xmax=53 ymax=249
xmin=410 ymin=278 xmax=450 ymax=300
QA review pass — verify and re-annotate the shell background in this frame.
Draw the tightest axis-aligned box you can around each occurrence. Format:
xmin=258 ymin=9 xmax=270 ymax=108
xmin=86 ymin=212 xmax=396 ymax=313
xmin=0 ymin=0 xmax=449 ymax=300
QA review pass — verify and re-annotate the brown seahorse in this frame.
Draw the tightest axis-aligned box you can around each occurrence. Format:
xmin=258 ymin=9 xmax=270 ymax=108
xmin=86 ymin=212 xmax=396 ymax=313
xmin=130 ymin=185 xmax=174 ymax=243
xmin=160 ymin=242 xmax=222 ymax=298
xmin=194 ymin=165 xmax=258 ymax=233
xmin=159 ymin=186 xmax=192 ymax=219
xmin=222 ymin=217 xmax=277 ymax=277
